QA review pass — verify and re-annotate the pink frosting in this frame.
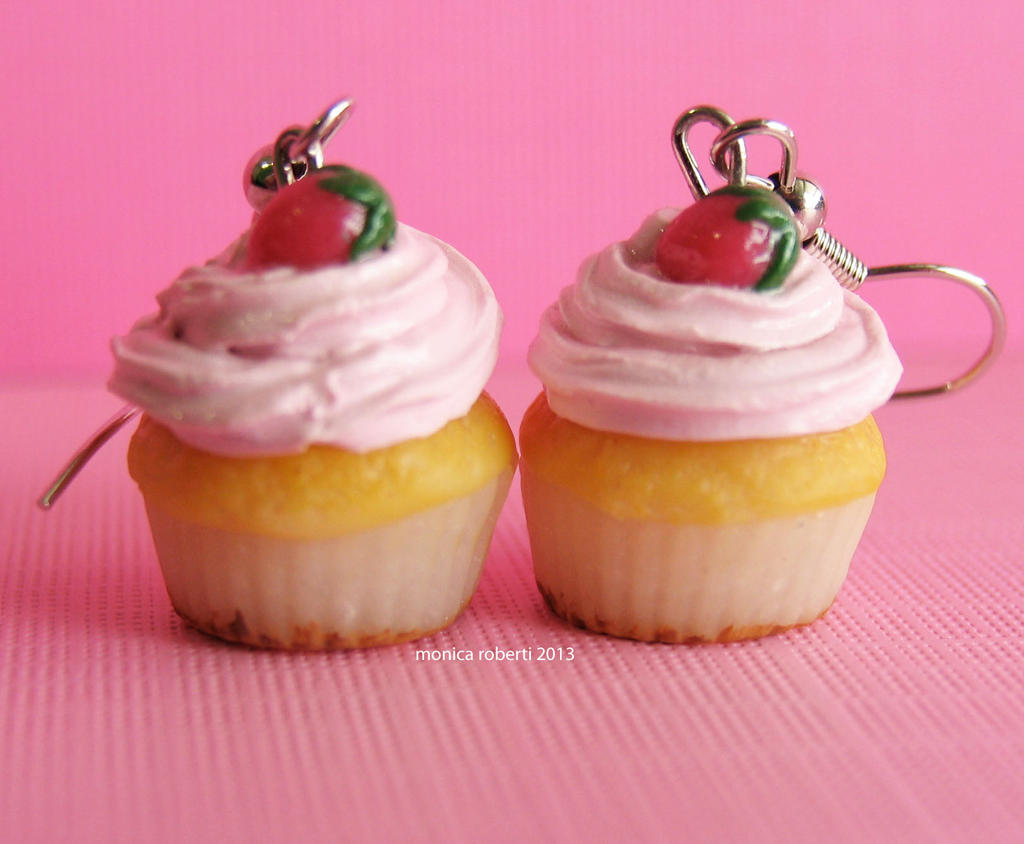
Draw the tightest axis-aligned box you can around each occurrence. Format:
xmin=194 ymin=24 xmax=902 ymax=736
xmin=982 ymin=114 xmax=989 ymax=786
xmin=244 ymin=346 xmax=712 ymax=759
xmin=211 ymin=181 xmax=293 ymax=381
xmin=110 ymin=223 xmax=501 ymax=455
xmin=528 ymin=208 xmax=903 ymax=441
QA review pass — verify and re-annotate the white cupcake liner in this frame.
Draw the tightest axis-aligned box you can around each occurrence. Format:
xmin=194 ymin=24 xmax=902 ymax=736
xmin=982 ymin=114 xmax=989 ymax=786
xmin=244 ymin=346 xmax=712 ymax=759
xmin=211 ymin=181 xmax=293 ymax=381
xmin=522 ymin=466 xmax=876 ymax=642
xmin=143 ymin=468 xmax=514 ymax=648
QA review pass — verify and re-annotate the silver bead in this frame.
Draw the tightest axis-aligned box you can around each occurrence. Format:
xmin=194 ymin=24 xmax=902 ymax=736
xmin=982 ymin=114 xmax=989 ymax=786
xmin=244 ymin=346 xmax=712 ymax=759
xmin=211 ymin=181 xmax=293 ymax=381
xmin=771 ymin=173 xmax=826 ymax=242
xmin=244 ymin=144 xmax=278 ymax=211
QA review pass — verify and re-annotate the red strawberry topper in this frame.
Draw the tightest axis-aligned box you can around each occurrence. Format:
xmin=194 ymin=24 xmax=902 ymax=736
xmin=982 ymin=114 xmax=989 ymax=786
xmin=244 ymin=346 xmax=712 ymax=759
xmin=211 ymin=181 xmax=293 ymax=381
xmin=245 ymin=165 xmax=396 ymax=271
xmin=655 ymin=185 xmax=799 ymax=292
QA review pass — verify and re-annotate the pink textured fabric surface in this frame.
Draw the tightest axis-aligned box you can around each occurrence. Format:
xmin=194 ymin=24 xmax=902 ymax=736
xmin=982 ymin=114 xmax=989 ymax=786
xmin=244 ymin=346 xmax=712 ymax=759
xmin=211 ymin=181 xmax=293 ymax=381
xmin=3 ymin=361 xmax=1023 ymax=842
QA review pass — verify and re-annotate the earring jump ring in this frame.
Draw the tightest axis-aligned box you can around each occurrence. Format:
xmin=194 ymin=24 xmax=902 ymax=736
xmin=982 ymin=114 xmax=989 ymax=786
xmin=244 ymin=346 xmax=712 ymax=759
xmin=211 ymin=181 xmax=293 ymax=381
xmin=710 ymin=118 xmax=798 ymax=192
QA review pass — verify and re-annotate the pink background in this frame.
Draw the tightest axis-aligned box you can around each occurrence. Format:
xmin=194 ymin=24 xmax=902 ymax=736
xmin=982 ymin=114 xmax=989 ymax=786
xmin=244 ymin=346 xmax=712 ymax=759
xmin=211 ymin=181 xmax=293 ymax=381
xmin=4 ymin=2 xmax=1024 ymax=842
xmin=2 ymin=0 xmax=1020 ymax=385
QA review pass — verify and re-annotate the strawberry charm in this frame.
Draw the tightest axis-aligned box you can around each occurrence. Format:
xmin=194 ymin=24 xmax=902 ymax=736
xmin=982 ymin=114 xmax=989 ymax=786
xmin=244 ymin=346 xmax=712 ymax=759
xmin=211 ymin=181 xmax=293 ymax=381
xmin=240 ymin=98 xmax=396 ymax=271
xmin=655 ymin=185 xmax=799 ymax=291
xmin=245 ymin=165 xmax=395 ymax=270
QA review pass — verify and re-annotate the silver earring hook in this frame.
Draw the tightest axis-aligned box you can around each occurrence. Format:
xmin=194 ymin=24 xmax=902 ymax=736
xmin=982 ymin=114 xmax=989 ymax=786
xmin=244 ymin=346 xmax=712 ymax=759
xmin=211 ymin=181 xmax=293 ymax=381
xmin=865 ymin=264 xmax=1006 ymax=398
xmin=671 ymin=106 xmax=748 ymax=200
xmin=246 ymin=97 xmax=355 ymax=209
xmin=674 ymin=106 xmax=1006 ymax=402
xmin=40 ymin=98 xmax=358 ymax=510
xmin=37 ymin=405 xmax=139 ymax=509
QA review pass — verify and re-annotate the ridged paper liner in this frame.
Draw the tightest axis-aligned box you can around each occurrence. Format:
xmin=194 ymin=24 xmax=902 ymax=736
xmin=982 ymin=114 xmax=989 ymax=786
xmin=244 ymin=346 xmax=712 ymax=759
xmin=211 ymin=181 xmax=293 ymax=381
xmin=143 ymin=468 xmax=514 ymax=648
xmin=522 ymin=466 xmax=876 ymax=642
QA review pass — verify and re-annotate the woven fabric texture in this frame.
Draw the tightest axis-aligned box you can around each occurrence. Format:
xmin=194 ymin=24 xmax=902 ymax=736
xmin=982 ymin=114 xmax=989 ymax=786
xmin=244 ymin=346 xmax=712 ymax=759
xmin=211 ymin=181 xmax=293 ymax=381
xmin=3 ymin=359 xmax=1023 ymax=843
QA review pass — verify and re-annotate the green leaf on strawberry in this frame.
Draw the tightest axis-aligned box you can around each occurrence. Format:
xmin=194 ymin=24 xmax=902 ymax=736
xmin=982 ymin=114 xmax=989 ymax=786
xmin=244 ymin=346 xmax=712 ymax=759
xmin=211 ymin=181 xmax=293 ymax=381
xmin=315 ymin=165 xmax=397 ymax=260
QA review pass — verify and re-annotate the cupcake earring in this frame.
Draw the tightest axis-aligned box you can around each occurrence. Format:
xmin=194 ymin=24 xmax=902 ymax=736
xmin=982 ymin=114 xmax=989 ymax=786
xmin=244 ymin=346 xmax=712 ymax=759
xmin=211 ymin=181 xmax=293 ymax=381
xmin=520 ymin=105 xmax=1004 ymax=643
xmin=40 ymin=98 xmax=518 ymax=649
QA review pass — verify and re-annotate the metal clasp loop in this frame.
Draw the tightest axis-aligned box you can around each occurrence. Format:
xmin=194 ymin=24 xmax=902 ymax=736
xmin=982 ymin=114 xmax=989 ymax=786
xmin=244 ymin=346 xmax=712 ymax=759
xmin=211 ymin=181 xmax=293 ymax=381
xmin=273 ymin=97 xmax=354 ymax=187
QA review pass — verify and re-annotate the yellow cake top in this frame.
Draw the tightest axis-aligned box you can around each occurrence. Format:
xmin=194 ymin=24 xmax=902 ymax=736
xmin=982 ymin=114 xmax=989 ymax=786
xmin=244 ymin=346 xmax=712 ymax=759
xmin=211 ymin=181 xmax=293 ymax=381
xmin=520 ymin=393 xmax=885 ymax=525
xmin=129 ymin=393 xmax=516 ymax=539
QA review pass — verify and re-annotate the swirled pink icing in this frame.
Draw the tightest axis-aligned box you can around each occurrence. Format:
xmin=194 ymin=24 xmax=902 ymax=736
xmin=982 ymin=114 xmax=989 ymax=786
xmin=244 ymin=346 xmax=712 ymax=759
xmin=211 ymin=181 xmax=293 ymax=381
xmin=110 ymin=223 xmax=501 ymax=455
xmin=528 ymin=208 xmax=903 ymax=441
